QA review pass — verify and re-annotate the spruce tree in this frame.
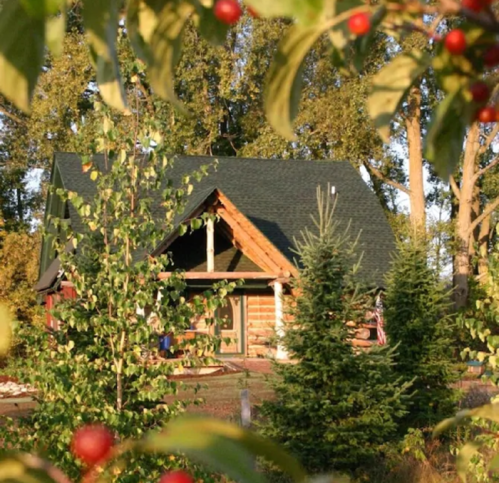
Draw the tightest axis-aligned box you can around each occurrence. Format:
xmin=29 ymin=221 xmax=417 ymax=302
xmin=384 ymin=236 xmax=458 ymax=430
xmin=260 ymin=187 xmax=409 ymax=476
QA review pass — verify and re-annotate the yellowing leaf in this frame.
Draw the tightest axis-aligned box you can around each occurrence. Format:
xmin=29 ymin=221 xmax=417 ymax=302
xmin=142 ymin=416 xmax=307 ymax=483
xmin=434 ymin=403 xmax=499 ymax=437
xmin=0 ymin=0 xmax=45 ymax=112
xmin=126 ymin=0 xmax=157 ymax=62
xmin=20 ymin=0 xmax=63 ymax=17
xmin=46 ymin=12 xmax=66 ymax=57
xmin=264 ymin=24 xmax=326 ymax=140
xmin=367 ymin=50 xmax=431 ymax=143
xmin=0 ymin=305 xmax=13 ymax=356
xmin=82 ymin=162 xmax=93 ymax=173
xmin=90 ymin=170 xmax=99 ymax=181
xmin=424 ymin=91 xmax=469 ymax=179
xmin=148 ymin=2 xmax=194 ymax=113
xmin=0 ymin=458 xmax=26 ymax=480
xmin=245 ymin=0 xmax=324 ymax=25
xmin=456 ymin=442 xmax=480 ymax=482
xmin=83 ymin=0 xmax=129 ymax=113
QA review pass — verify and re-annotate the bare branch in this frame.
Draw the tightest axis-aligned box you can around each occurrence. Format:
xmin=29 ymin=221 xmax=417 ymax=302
xmin=479 ymin=118 xmax=499 ymax=156
xmin=0 ymin=105 xmax=23 ymax=124
xmin=364 ymin=162 xmax=410 ymax=195
xmin=468 ymin=197 xmax=499 ymax=234
xmin=449 ymin=175 xmax=461 ymax=201
xmin=474 ymin=155 xmax=499 ymax=182
xmin=429 ymin=13 xmax=445 ymax=35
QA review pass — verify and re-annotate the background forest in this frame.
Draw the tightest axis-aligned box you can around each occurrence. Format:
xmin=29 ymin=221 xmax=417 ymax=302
xmin=4 ymin=6 xmax=499 ymax=315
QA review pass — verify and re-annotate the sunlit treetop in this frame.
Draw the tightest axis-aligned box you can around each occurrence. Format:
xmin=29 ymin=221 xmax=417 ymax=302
xmin=2 ymin=0 xmax=499 ymax=176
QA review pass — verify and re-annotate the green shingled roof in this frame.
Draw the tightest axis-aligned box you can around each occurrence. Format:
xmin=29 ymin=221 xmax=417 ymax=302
xmin=39 ymin=153 xmax=395 ymax=288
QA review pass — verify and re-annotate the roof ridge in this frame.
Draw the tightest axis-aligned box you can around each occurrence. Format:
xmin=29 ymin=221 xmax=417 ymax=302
xmin=54 ymin=152 xmax=349 ymax=165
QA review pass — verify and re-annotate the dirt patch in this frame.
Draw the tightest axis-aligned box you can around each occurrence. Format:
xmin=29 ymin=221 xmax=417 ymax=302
xmin=165 ymin=371 xmax=274 ymax=420
xmin=0 ymin=400 xmax=37 ymax=422
xmin=167 ymin=365 xmax=241 ymax=380
xmin=224 ymin=358 xmax=273 ymax=375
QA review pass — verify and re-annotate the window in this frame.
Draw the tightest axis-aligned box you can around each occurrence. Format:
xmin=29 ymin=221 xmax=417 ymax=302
xmin=218 ymin=302 xmax=234 ymax=330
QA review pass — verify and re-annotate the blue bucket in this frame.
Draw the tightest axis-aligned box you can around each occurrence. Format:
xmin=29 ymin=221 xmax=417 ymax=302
xmin=159 ymin=335 xmax=171 ymax=351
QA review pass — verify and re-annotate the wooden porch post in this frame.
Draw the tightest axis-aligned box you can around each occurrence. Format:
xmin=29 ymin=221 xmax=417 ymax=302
xmin=274 ymin=281 xmax=287 ymax=360
xmin=207 ymin=217 xmax=214 ymax=273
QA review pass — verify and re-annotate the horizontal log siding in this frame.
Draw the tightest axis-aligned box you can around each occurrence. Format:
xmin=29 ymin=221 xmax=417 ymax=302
xmin=246 ymin=294 xmax=275 ymax=357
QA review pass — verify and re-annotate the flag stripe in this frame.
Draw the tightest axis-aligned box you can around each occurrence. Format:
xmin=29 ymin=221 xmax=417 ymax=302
xmin=375 ymin=295 xmax=387 ymax=345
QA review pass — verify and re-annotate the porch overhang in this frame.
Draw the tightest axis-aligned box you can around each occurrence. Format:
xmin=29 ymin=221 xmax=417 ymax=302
xmin=158 ymin=272 xmax=281 ymax=280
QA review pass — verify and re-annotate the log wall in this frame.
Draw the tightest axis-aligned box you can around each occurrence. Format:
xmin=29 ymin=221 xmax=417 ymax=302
xmin=246 ymin=294 xmax=275 ymax=357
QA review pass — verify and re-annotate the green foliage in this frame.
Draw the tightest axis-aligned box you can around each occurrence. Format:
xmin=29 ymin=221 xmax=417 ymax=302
xmin=263 ymin=23 xmax=328 ymax=140
xmin=0 ymin=107 xmax=235 ymax=482
xmin=0 ymin=8 xmax=404 ymax=230
xmin=435 ymin=403 xmax=499 ymax=483
xmin=424 ymin=90 xmax=470 ymax=179
xmin=367 ymin=50 xmax=431 ymax=143
xmin=0 ymin=304 xmax=13 ymax=357
xmin=460 ymin=227 xmax=499 ymax=383
xmin=260 ymin=187 xmax=409 ymax=476
xmin=384 ymin=236 xmax=459 ymax=429
xmin=0 ymin=415 xmax=309 ymax=483
xmin=0 ymin=0 xmax=44 ymax=112
xmin=0 ymin=229 xmax=43 ymax=327
xmin=0 ymin=0 xmax=498 ymax=175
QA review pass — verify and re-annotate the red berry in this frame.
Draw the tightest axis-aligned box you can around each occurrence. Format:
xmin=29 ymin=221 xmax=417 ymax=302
xmin=214 ymin=0 xmax=242 ymax=25
xmin=469 ymin=81 xmax=490 ymax=102
xmin=71 ymin=425 xmax=114 ymax=467
xmin=462 ymin=0 xmax=485 ymax=12
xmin=445 ymin=29 xmax=467 ymax=55
xmin=484 ymin=44 xmax=499 ymax=67
xmin=247 ymin=5 xmax=259 ymax=18
xmin=477 ymin=106 xmax=496 ymax=123
xmin=159 ymin=471 xmax=194 ymax=483
xmin=348 ymin=13 xmax=371 ymax=36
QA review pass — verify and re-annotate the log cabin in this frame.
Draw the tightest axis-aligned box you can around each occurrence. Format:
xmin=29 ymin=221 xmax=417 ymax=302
xmin=35 ymin=154 xmax=395 ymax=359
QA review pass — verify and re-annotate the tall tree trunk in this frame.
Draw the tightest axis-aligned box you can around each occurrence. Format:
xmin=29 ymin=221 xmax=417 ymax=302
xmin=16 ymin=187 xmax=23 ymax=224
xmin=454 ymin=123 xmax=480 ymax=308
xmin=478 ymin=213 xmax=491 ymax=282
xmin=469 ymin=185 xmax=481 ymax=261
xmin=406 ymin=86 xmax=425 ymax=231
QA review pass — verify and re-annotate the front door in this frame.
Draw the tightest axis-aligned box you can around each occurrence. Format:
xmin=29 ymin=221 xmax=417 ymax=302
xmin=217 ymin=295 xmax=244 ymax=355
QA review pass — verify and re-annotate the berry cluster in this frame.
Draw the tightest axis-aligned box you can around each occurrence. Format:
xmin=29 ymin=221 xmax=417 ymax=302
xmin=71 ymin=425 xmax=194 ymax=483
xmin=344 ymin=5 xmax=499 ymax=124
xmin=443 ymin=27 xmax=499 ymax=123
xmin=216 ymin=2 xmax=499 ymax=123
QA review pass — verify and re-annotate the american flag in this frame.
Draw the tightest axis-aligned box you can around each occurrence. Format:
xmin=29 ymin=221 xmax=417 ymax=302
xmin=374 ymin=295 xmax=387 ymax=345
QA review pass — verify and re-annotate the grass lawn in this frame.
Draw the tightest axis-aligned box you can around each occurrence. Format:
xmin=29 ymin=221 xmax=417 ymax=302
xmin=165 ymin=370 xmax=275 ymax=421
xmin=0 ymin=369 xmax=275 ymax=423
